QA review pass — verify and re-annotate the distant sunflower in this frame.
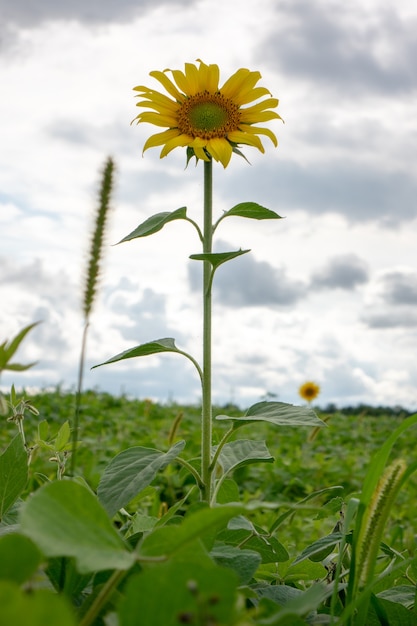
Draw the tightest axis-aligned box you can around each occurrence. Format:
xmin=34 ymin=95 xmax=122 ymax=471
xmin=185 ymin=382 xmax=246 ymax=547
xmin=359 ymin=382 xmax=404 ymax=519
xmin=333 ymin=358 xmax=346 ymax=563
xmin=132 ymin=59 xmax=283 ymax=168
xmin=299 ymin=381 xmax=320 ymax=403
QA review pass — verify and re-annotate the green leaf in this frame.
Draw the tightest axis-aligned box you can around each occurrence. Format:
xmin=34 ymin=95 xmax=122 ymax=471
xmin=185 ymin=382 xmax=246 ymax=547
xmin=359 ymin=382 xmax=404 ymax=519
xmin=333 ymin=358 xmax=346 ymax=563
xmin=370 ymin=593 xmax=417 ymax=626
xmin=377 ymin=586 xmax=416 ymax=610
xmin=211 ymin=543 xmax=261 ymax=584
xmin=216 ymin=401 xmax=325 ymax=429
xmin=37 ymin=420 xmax=49 ymax=441
xmin=119 ymin=560 xmax=238 ymax=626
xmin=223 ymin=202 xmax=282 ymax=220
xmin=0 ymin=534 xmax=42 ymax=584
xmin=189 ymin=249 xmax=250 ymax=269
xmin=0 ymin=435 xmax=28 ymax=520
xmin=218 ymin=517 xmax=289 ymax=564
xmin=54 ymin=421 xmax=71 ymax=451
xmin=20 ymin=480 xmax=135 ymax=573
xmin=118 ymin=207 xmax=187 ymax=243
xmin=216 ymin=479 xmax=240 ymax=504
xmin=139 ymin=504 xmax=244 ymax=557
xmin=92 ymin=338 xmax=184 ymax=369
xmin=292 ymin=532 xmax=343 ymax=564
xmin=0 ymin=582 xmax=76 ymax=626
xmin=216 ymin=440 xmax=274 ymax=477
xmin=0 ymin=322 xmax=40 ymax=372
xmin=97 ymin=441 xmax=186 ymax=517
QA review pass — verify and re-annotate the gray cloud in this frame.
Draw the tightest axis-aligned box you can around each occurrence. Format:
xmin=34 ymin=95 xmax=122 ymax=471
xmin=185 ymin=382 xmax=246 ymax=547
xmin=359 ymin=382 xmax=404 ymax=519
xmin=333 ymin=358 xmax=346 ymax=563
xmin=105 ymin=285 xmax=185 ymax=343
xmin=311 ymin=254 xmax=369 ymax=290
xmin=0 ymin=0 xmax=193 ymax=28
xmin=380 ymin=270 xmax=417 ymax=305
xmin=362 ymin=269 xmax=417 ymax=328
xmin=362 ymin=308 xmax=417 ymax=329
xmin=220 ymin=160 xmax=417 ymax=225
xmin=188 ymin=243 xmax=306 ymax=307
xmin=260 ymin=1 xmax=417 ymax=95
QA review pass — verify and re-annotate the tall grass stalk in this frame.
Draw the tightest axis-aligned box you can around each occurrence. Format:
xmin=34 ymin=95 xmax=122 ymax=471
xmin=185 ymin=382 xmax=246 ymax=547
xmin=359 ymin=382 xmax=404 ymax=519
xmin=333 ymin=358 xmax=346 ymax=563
xmin=70 ymin=157 xmax=114 ymax=475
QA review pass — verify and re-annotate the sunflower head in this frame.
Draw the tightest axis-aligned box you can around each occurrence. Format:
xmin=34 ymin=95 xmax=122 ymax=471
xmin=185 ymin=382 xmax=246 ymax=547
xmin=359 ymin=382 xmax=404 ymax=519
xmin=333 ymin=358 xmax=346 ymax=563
xmin=299 ymin=381 xmax=321 ymax=403
xmin=132 ymin=59 xmax=283 ymax=168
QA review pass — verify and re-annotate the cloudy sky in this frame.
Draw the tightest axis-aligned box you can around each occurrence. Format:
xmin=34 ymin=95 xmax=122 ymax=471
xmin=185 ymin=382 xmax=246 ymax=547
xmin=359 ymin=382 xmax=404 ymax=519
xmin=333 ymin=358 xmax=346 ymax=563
xmin=1 ymin=0 xmax=416 ymax=410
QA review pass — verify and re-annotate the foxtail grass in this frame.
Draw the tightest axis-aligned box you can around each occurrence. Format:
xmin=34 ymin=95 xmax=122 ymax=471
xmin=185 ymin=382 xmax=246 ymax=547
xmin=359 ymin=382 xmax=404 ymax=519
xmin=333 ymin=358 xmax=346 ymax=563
xmin=70 ymin=157 xmax=115 ymax=475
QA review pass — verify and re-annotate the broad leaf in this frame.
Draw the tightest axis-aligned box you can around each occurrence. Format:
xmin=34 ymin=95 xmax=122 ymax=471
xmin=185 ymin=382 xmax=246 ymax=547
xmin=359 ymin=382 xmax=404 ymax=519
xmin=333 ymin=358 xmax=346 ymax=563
xmin=92 ymin=338 xmax=185 ymax=369
xmin=189 ymin=249 xmax=250 ymax=269
xmin=119 ymin=560 xmax=238 ymax=626
xmin=223 ymin=202 xmax=282 ymax=221
xmin=20 ymin=480 xmax=135 ymax=573
xmin=292 ymin=532 xmax=343 ymax=565
xmin=216 ymin=401 xmax=325 ymax=429
xmin=216 ymin=440 xmax=274 ymax=477
xmin=0 ymin=435 xmax=28 ymax=520
xmin=211 ymin=542 xmax=261 ymax=584
xmin=0 ymin=534 xmax=42 ymax=584
xmin=118 ymin=207 xmax=187 ymax=243
xmin=98 ymin=441 xmax=185 ymax=517
xmin=0 ymin=582 xmax=76 ymax=626
xmin=139 ymin=504 xmax=244 ymax=557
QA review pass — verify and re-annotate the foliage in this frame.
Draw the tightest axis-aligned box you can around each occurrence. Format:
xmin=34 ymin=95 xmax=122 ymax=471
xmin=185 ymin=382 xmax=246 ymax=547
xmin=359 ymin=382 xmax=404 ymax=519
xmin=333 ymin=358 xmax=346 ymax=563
xmin=1 ymin=388 xmax=417 ymax=625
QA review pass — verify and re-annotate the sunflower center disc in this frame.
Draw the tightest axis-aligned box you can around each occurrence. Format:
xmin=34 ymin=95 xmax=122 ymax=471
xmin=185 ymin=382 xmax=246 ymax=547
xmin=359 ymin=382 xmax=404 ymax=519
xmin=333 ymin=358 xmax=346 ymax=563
xmin=189 ymin=102 xmax=228 ymax=132
xmin=178 ymin=92 xmax=240 ymax=139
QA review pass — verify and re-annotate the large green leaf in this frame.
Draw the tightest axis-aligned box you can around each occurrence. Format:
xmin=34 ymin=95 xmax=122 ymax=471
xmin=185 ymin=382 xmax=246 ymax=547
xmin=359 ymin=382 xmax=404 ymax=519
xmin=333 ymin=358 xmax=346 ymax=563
xmin=118 ymin=207 xmax=187 ymax=243
xmin=189 ymin=249 xmax=250 ymax=269
xmin=92 ymin=338 xmax=189 ymax=368
xmin=216 ymin=401 xmax=325 ymax=429
xmin=119 ymin=559 xmax=238 ymax=626
xmin=211 ymin=542 xmax=262 ymax=584
xmin=20 ymin=480 xmax=135 ymax=573
xmin=216 ymin=440 xmax=274 ymax=477
xmin=0 ymin=435 xmax=28 ymax=520
xmin=0 ymin=582 xmax=76 ymax=626
xmin=139 ymin=504 xmax=244 ymax=557
xmin=222 ymin=202 xmax=282 ymax=221
xmin=0 ymin=534 xmax=42 ymax=584
xmin=97 ymin=440 xmax=186 ymax=517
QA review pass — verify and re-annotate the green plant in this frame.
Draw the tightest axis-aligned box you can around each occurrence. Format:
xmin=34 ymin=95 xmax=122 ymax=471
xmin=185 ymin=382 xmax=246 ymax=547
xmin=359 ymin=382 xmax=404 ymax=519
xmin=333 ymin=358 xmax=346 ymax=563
xmin=1 ymin=59 xmax=416 ymax=625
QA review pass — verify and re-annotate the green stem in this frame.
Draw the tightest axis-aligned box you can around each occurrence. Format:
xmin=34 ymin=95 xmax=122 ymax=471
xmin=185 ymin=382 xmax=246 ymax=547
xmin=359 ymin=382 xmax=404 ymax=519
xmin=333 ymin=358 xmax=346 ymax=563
xmin=201 ymin=159 xmax=213 ymax=502
xmin=70 ymin=319 xmax=89 ymax=476
xmin=79 ymin=568 xmax=126 ymax=626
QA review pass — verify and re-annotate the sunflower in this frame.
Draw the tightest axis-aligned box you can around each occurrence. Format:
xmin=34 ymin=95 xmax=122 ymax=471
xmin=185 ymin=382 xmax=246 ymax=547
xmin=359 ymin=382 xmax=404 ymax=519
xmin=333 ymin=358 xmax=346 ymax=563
xmin=299 ymin=381 xmax=320 ymax=403
xmin=132 ymin=59 xmax=283 ymax=168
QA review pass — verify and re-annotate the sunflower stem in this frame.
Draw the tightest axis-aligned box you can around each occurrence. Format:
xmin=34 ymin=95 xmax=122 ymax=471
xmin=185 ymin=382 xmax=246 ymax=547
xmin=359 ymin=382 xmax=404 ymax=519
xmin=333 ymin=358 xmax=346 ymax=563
xmin=201 ymin=159 xmax=213 ymax=503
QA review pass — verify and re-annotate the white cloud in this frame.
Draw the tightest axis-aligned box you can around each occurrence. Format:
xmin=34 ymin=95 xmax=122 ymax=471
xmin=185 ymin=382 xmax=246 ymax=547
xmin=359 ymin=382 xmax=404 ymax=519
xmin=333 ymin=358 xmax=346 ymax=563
xmin=1 ymin=0 xmax=417 ymax=411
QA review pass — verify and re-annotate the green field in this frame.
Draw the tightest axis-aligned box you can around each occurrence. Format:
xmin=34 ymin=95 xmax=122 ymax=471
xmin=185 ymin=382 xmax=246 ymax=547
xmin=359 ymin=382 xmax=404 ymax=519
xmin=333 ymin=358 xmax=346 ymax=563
xmin=1 ymin=388 xmax=416 ymax=625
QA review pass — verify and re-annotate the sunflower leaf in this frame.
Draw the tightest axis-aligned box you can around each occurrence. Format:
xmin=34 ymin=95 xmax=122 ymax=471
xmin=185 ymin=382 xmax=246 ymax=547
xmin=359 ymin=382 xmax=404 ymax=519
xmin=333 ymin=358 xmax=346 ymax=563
xmin=92 ymin=338 xmax=182 ymax=369
xmin=223 ymin=202 xmax=282 ymax=220
xmin=190 ymin=249 xmax=250 ymax=269
xmin=117 ymin=207 xmax=187 ymax=243
xmin=216 ymin=401 xmax=325 ymax=430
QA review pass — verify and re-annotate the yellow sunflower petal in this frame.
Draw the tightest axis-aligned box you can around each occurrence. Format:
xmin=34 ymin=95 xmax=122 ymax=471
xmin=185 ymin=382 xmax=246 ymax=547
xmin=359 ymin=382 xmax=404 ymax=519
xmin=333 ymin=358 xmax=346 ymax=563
xmin=192 ymin=145 xmax=211 ymax=161
xmin=237 ymin=86 xmax=273 ymax=105
xmin=160 ymin=133 xmax=194 ymax=158
xmin=196 ymin=60 xmax=220 ymax=93
xmin=227 ymin=130 xmax=264 ymax=152
xmin=240 ymin=124 xmax=278 ymax=147
xmin=221 ymin=69 xmax=261 ymax=102
xmin=143 ymin=129 xmax=182 ymax=152
xmin=150 ymin=70 xmax=183 ymax=101
xmin=241 ymin=111 xmax=281 ymax=124
xmin=136 ymin=111 xmax=178 ymax=127
xmin=170 ymin=67 xmax=197 ymax=96
xmin=205 ymin=137 xmax=233 ymax=168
